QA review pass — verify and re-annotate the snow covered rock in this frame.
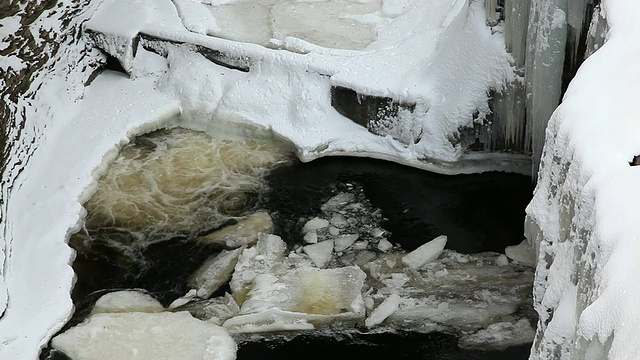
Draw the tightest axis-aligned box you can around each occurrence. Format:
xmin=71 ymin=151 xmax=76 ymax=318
xmin=52 ymin=311 xmax=236 ymax=360
xmin=189 ymin=247 xmax=245 ymax=299
xmin=401 ymin=235 xmax=447 ymax=269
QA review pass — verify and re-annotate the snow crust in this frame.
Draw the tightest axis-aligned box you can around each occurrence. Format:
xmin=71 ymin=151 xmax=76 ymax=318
xmin=84 ymin=0 xmax=523 ymax=174
xmin=525 ymin=1 xmax=640 ymax=358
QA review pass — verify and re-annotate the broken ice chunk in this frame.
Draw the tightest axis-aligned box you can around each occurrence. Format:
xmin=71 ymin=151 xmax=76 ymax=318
xmin=189 ymin=247 xmax=245 ymax=299
xmin=173 ymin=293 xmax=239 ymax=325
xmin=495 ymin=254 xmax=510 ymax=267
xmin=52 ymin=312 xmax=236 ymax=360
xmin=197 ymin=211 xmax=274 ymax=248
xmin=334 ymin=234 xmax=359 ymax=252
xmin=321 ymin=192 xmax=356 ymax=212
xmin=168 ymin=289 xmax=198 ymax=310
xmin=330 ymin=213 xmax=349 ymax=228
xmin=303 ymin=230 xmax=318 ymax=243
xmin=230 ymin=233 xmax=287 ymax=304
xmin=365 ymin=293 xmax=401 ymax=328
xmin=458 ymin=318 xmax=536 ymax=350
xmin=302 ymin=217 xmax=330 ymax=233
xmin=401 ymin=235 xmax=447 ymax=269
xmin=90 ymin=290 xmax=164 ymax=315
xmin=238 ymin=266 xmax=366 ymax=318
xmin=505 ymin=239 xmax=536 ymax=267
xmin=377 ymin=238 xmax=393 ymax=252
xmin=328 ymin=226 xmax=340 ymax=236
xmin=303 ymin=240 xmax=334 ymax=268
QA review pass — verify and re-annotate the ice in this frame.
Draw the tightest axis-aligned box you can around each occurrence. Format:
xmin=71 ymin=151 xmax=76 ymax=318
xmin=364 ymin=293 xmax=401 ymax=328
xmin=495 ymin=254 xmax=510 ymax=267
xmin=226 ymin=266 xmax=366 ymax=332
xmin=302 ymin=218 xmax=330 ymax=233
xmin=401 ymin=235 xmax=447 ymax=269
xmin=303 ymin=230 xmax=318 ymax=244
xmin=459 ymin=318 xmax=536 ymax=350
xmin=229 ymin=233 xmax=287 ymax=303
xmin=333 ymin=234 xmax=359 ymax=252
xmin=197 ymin=211 xmax=274 ymax=249
xmin=91 ymin=290 xmax=164 ymax=315
xmin=321 ymin=193 xmax=356 ymax=213
xmin=189 ymin=247 xmax=245 ymax=299
xmin=377 ymin=239 xmax=393 ymax=252
xmin=52 ymin=312 xmax=236 ymax=360
xmin=303 ymin=241 xmax=334 ymax=268
xmin=173 ymin=293 xmax=239 ymax=325
xmin=505 ymin=239 xmax=536 ymax=267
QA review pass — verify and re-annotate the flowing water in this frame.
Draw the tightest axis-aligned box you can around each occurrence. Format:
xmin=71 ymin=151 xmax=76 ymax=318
xmin=44 ymin=126 xmax=535 ymax=360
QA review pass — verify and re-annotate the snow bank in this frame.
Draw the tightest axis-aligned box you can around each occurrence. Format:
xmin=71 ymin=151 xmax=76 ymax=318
xmin=526 ymin=1 xmax=640 ymax=358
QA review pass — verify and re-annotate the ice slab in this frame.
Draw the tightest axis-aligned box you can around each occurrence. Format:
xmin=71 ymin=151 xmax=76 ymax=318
xmin=303 ymin=241 xmax=334 ymax=268
xmin=52 ymin=311 xmax=236 ymax=360
xmin=90 ymin=290 xmax=164 ymax=315
xmin=197 ymin=211 xmax=274 ymax=248
xmin=365 ymin=293 xmax=401 ymax=328
xmin=173 ymin=293 xmax=240 ymax=325
xmin=459 ymin=318 xmax=536 ymax=350
xmin=401 ymin=235 xmax=447 ymax=269
xmin=229 ymin=233 xmax=288 ymax=303
xmin=189 ymin=247 xmax=245 ymax=299
xmin=302 ymin=218 xmax=330 ymax=233
xmin=505 ymin=239 xmax=536 ymax=267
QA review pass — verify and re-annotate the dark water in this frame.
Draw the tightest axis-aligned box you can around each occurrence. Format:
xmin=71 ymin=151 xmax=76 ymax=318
xmin=238 ymin=332 xmax=532 ymax=360
xmin=45 ymin=156 xmax=533 ymax=360
xmin=265 ymin=156 xmax=532 ymax=253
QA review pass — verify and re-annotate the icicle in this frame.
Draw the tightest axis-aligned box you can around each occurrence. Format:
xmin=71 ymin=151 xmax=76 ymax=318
xmin=525 ymin=0 xmax=568 ymax=176
xmin=585 ymin=4 xmax=607 ymax=58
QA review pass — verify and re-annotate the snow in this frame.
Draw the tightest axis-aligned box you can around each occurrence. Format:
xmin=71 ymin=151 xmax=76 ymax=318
xmin=525 ymin=1 xmax=640 ymax=358
xmin=52 ymin=312 xmax=236 ymax=360
xmin=401 ymin=235 xmax=447 ymax=269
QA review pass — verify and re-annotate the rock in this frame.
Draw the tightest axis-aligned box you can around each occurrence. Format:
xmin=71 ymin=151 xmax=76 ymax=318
xmin=303 ymin=240 xmax=334 ymax=268
xmin=365 ymin=293 xmax=401 ymax=328
xmin=197 ymin=211 xmax=274 ymax=248
xmin=302 ymin=217 xmax=330 ymax=233
xmin=52 ymin=312 xmax=236 ymax=360
xmin=90 ymin=290 xmax=164 ymax=315
xmin=189 ymin=247 xmax=245 ymax=299
xmin=401 ymin=235 xmax=447 ymax=269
